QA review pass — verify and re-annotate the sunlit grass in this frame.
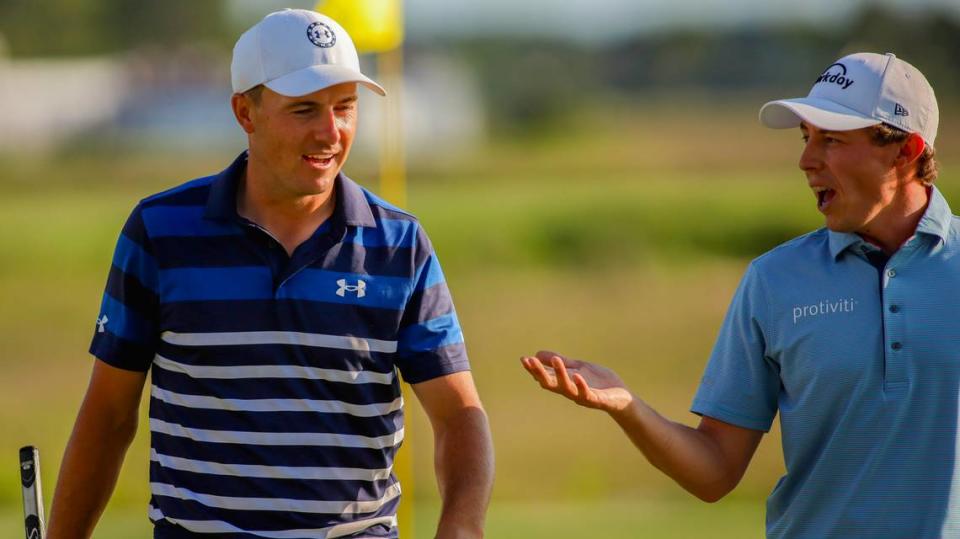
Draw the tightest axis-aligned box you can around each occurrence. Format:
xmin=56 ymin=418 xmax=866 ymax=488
xmin=1 ymin=100 xmax=957 ymax=537
xmin=0 ymin=497 xmax=766 ymax=538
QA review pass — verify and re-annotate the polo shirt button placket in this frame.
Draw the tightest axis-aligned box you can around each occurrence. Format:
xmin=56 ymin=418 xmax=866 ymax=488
xmin=882 ymin=263 xmax=909 ymax=388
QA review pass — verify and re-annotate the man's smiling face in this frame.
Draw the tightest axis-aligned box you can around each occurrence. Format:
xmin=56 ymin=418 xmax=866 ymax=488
xmin=245 ymin=83 xmax=359 ymax=198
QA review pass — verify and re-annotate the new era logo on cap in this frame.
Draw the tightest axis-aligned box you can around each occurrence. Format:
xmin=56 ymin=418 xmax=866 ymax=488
xmin=231 ymin=9 xmax=385 ymax=98
xmin=759 ymin=52 xmax=939 ymax=147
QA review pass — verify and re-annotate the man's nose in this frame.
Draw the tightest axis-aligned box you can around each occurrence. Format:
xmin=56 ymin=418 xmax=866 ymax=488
xmin=312 ymin=108 xmax=340 ymax=145
xmin=798 ymin=139 xmax=821 ymax=174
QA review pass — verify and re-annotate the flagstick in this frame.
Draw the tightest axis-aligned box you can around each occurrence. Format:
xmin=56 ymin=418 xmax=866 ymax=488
xmin=378 ymin=46 xmax=406 ymax=208
xmin=315 ymin=0 xmax=410 ymax=532
xmin=378 ymin=45 xmax=414 ymax=537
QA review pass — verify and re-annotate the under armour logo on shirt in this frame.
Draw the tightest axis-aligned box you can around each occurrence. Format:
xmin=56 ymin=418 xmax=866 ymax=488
xmin=96 ymin=315 xmax=109 ymax=333
xmin=336 ymin=279 xmax=366 ymax=298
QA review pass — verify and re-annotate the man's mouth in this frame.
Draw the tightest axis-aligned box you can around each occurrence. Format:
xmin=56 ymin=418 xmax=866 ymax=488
xmin=813 ymin=186 xmax=836 ymax=212
xmin=303 ymin=154 xmax=336 ymax=168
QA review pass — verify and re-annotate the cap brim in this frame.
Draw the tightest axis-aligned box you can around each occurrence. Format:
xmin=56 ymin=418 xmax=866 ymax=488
xmin=759 ymin=97 xmax=880 ymax=131
xmin=265 ymin=64 xmax=386 ymax=97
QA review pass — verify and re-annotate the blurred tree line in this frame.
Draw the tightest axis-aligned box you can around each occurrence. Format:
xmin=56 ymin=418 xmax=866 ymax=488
xmin=0 ymin=0 xmax=231 ymax=56
xmin=449 ymin=5 xmax=960 ymax=132
xmin=1 ymin=2 xmax=956 ymax=133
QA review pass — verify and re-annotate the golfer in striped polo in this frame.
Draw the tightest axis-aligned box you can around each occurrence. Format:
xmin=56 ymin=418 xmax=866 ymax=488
xmin=48 ymin=9 xmax=493 ymax=539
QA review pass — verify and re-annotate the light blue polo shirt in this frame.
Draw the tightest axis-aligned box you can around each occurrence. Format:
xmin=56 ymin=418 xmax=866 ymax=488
xmin=692 ymin=187 xmax=960 ymax=538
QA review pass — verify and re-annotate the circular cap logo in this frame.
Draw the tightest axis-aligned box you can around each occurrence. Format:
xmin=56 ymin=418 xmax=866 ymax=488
xmin=307 ymin=22 xmax=336 ymax=48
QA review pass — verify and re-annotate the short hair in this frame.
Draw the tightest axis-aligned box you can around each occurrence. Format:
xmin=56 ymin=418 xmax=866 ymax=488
xmin=870 ymin=123 xmax=939 ymax=185
xmin=243 ymin=84 xmax=264 ymax=106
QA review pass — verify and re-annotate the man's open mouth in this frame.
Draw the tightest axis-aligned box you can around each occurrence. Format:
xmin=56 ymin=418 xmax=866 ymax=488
xmin=813 ymin=186 xmax=836 ymax=211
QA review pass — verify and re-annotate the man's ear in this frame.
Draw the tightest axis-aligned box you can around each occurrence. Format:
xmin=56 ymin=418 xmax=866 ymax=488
xmin=231 ymin=93 xmax=256 ymax=134
xmin=895 ymin=132 xmax=925 ymax=169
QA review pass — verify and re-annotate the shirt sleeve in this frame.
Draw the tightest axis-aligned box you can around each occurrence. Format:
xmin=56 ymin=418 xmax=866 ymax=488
xmin=393 ymin=224 xmax=470 ymax=384
xmin=89 ymin=202 xmax=160 ymax=372
xmin=691 ymin=261 xmax=780 ymax=432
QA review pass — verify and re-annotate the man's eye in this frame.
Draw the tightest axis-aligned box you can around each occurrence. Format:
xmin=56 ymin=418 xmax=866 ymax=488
xmin=293 ymin=109 xmax=312 ymax=115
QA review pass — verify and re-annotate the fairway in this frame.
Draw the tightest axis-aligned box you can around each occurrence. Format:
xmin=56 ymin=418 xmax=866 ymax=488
xmin=0 ymin=498 xmax=766 ymax=538
xmin=0 ymin=169 xmax=787 ymax=538
xmin=1 ymin=100 xmax=956 ymax=537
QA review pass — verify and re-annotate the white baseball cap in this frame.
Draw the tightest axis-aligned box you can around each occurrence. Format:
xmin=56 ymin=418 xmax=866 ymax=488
xmin=231 ymin=9 xmax=385 ymax=97
xmin=759 ymin=52 xmax=938 ymax=147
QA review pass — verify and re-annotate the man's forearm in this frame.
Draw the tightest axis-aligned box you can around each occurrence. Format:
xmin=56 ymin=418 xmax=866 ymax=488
xmin=609 ymin=398 xmax=746 ymax=502
xmin=521 ymin=353 xmax=761 ymax=502
xmin=433 ymin=407 xmax=494 ymax=539
xmin=47 ymin=399 xmax=139 ymax=538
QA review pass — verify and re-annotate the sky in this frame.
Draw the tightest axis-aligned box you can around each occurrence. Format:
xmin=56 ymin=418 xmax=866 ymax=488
xmin=232 ymin=0 xmax=960 ymax=42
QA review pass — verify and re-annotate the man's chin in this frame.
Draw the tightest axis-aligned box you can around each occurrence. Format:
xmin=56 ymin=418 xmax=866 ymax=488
xmin=304 ymin=179 xmax=337 ymax=196
xmin=303 ymin=169 xmax=340 ymax=190
xmin=823 ymin=218 xmax=855 ymax=234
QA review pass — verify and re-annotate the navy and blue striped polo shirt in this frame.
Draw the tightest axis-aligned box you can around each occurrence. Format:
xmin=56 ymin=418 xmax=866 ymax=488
xmin=90 ymin=152 xmax=469 ymax=538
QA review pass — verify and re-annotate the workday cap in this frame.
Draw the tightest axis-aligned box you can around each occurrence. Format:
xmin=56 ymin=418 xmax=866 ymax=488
xmin=760 ymin=52 xmax=938 ymax=147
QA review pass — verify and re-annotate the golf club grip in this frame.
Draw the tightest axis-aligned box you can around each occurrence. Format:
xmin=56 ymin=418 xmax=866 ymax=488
xmin=19 ymin=446 xmax=45 ymax=539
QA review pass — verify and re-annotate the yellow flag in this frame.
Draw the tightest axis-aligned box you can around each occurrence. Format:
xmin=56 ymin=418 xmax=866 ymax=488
xmin=315 ymin=0 xmax=404 ymax=54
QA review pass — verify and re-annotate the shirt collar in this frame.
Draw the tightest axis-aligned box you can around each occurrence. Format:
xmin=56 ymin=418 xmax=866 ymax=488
xmin=915 ymin=185 xmax=952 ymax=241
xmin=828 ymin=185 xmax=953 ymax=260
xmin=827 ymin=229 xmax=862 ymax=260
xmin=203 ymin=151 xmax=246 ymax=221
xmin=337 ymin=173 xmax=377 ymax=228
xmin=204 ymin=151 xmax=377 ymax=229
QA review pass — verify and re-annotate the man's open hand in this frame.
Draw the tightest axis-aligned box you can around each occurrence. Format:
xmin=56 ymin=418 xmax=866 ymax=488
xmin=521 ymin=351 xmax=634 ymax=413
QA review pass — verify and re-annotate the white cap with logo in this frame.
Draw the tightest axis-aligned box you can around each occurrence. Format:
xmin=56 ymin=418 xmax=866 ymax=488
xmin=759 ymin=52 xmax=938 ymax=147
xmin=231 ymin=9 xmax=386 ymax=97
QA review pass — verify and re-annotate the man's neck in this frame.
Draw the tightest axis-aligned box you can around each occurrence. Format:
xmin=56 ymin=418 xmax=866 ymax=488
xmin=237 ymin=168 xmax=337 ymax=256
xmin=858 ymin=182 xmax=930 ymax=256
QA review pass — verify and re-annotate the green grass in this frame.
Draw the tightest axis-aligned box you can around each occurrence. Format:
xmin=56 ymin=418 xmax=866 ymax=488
xmin=0 ymin=175 xmax=782 ymax=536
xmin=0 ymin=192 xmax=781 ymax=537
xmin=1 ymin=99 xmax=957 ymax=537
xmin=414 ymin=171 xmax=819 ymax=272
xmin=0 ymin=497 xmax=766 ymax=538
xmin=480 ymin=498 xmax=765 ymax=539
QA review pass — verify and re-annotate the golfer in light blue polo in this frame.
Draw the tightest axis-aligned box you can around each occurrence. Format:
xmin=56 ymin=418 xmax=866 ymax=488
xmin=522 ymin=52 xmax=960 ymax=538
